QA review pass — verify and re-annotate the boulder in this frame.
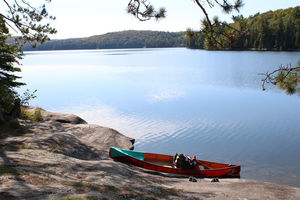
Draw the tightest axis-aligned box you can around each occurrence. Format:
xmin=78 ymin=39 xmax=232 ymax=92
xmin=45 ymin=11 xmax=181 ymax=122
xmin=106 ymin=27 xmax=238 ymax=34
xmin=14 ymin=107 xmax=134 ymax=159
xmin=22 ymin=106 xmax=87 ymax=124
xmin=43 ymin=112 xmax=87 ymax=124
xmin=71 ymin=124 xmax=135 ymax=151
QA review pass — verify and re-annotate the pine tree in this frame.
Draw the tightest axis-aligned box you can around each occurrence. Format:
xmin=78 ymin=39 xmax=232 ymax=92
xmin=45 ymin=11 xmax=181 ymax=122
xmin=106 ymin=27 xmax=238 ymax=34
xmin=0 ymin=18 xmax=23 ymax=88
xmin=0 ymin=0 xmax=56 ymax=121
xmin=284 ymin=19 xmax=295 ymax=50
xmin=0 ymin=17 xmax=24 ymax=119
xmin=274 ymin=17 xmax=284 ymax=50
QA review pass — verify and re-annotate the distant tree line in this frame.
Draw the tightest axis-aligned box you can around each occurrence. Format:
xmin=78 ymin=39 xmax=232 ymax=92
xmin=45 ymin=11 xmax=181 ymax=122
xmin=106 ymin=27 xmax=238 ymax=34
xmin=22 ymin=6 xmax=300 ymax=52
xmin=186 ymin=6 xmax=300 ymax=51
xmin=22 ymin=30 xmax=186 ymax=51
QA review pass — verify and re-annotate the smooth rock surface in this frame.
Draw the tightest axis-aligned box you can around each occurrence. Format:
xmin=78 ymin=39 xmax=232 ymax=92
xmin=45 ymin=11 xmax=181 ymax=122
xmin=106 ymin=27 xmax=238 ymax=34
xmin=5 ymin=119 xmax=134 ymax=159
xmin=0 ymin=108 xmax=299 ymax=199
xmin=23 ymin=106 xmax=87 ymax=124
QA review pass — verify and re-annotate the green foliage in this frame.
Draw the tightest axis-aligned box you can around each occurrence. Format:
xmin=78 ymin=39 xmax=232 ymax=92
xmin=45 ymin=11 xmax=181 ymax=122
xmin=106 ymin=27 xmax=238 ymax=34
xmin=21 ymin=107 xmax=43 ymax=122
xmin=0 ymin=17 xmax=23 ymax=120
xmin=0 ymin=0 xmax=56 ymax=44
xmin=0 ymin=85 xmax=18 ymax=115
xmin=0 ymin=165 xmax=21 ymax=175
xmin=33 ymin=108 xmax=43 ymax=121
xmin=185 ymin=29 xmax=205 ymax=49
xmin=0 ymin=87 xmax=37 ymax=118
xmin=275 ymin=71 xmax=299 ymax=95
xmin=0 ymin=143 xmax=32 ymax=149
xmin=22 ymin=30 xmax=186 ymax=51
xmin=0 ymin=30 xmax=36 ymax=115
xmin=261 ymin=63 xmax=300 ymax=95
xmin=20 ymin=109 xmax=32 ymax=121
xmin=21 ymin=89 xmax=37 ymax=105
xmin=127 ymin=0 xmax=166 ymax=21
xmin=0 ymin=24 xmax=24 ymax=88
xmin=0 ymin=0 xmax=53 ymax=122
xmin=186 ymin=6 xmax=300 ymax=50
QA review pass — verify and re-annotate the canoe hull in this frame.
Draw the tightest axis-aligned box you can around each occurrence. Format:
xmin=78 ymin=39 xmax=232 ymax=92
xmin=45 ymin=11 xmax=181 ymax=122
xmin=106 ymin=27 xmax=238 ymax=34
xmin=109 ymin=147 xmax=240 ymax=177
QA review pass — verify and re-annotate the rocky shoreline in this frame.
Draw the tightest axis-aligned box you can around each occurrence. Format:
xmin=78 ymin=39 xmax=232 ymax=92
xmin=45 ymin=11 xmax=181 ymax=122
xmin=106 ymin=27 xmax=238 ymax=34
xmin=1 ymin=107 xmax=300 ymax=199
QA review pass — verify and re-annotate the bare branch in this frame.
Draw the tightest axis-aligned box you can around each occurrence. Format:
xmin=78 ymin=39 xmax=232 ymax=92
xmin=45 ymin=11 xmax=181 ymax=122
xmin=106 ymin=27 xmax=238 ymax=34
xmin=195 ymin=0 xmax=213 ymax=31
xmin=20 ymin=0 xmax=38 ymax=11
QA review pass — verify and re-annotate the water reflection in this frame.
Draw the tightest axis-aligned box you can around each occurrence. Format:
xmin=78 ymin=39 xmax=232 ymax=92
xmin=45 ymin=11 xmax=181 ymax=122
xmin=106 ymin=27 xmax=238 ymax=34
xmin=57 ymin=103 xmax=183 ymax=140
xmin=148 ymin=89 xmax=185 ymax=102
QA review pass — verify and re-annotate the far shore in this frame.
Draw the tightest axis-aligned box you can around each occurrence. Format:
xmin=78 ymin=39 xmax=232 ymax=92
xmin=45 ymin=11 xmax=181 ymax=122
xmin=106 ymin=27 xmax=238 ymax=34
xmin=22 ymin=46 xmax=300 ymax=52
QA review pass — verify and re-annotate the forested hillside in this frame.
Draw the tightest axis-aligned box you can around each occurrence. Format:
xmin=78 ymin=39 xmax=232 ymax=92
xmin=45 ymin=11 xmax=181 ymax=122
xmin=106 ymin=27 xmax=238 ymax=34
xmin=186 ymin=6 xmax=300 ymax=50
xmin=23 ymin=30 xmax=186 ymax=51
xmin=21 ymin=6 xmax=300 ymax=51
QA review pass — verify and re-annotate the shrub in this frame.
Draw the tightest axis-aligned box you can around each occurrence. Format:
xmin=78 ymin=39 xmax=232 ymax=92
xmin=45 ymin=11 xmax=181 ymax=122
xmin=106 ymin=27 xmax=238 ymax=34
xmin=21 ymin=107 xmax=43 ymax=122
xmin=33 ymin=108 xmax=43 ymax=121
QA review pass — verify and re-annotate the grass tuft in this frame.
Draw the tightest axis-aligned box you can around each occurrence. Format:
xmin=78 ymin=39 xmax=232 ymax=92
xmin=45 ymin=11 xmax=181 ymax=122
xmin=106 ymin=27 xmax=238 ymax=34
xmin=0 ymin=166 xmax=21 ymax=176
xmin=0 ymin=143 xmax=32 ymax=149
xmin=21 ymin=107 xmax=43 ymax=122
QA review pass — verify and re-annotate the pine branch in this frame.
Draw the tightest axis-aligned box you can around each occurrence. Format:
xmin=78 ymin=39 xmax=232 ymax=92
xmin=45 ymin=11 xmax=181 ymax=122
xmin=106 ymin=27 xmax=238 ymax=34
xmin=260 ymin=65 xmax=300 ymax=91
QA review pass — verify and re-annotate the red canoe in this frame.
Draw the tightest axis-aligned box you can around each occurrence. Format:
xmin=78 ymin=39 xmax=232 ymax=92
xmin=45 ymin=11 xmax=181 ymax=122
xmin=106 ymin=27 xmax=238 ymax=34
xmin=109 ymin=147 xmax=241 ymax=177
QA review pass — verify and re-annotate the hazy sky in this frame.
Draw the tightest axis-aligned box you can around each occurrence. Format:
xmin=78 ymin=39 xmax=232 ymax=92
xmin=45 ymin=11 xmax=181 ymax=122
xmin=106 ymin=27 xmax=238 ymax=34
xmin=18 ymin=0 xmax=300 ymax=39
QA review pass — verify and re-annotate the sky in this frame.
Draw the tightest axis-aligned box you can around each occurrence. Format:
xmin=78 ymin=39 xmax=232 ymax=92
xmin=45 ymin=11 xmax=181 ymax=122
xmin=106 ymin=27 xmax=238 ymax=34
xmin=3 ymin=0 xmax=300 ymax=39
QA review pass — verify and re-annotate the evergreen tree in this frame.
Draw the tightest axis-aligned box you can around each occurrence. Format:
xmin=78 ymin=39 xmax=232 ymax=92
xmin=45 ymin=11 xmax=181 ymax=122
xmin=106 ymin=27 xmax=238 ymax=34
xmin=284 ymin=19 xmax=296 ymax=50
xmin=295 ymin=22 xmax=300 ymax=49
xmin=0 ymin=0 xmax=56 ymax=121
xmin=0 ymin=17 xmax=24 ymax=119
xmin=0 ymin=0 xmax=56 ymax=45
xmin=0 ymin=18 xmax=23 ymax=88
xmin=186 ymin=29 xmax=204 ymax=49
xmin=274 ymin=17 xmax=284 ymax=50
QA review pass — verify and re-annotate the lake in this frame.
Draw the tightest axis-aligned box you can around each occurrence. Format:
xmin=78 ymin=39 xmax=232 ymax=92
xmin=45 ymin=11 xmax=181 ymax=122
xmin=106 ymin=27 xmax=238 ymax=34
xmin=20 ymin=48 xmax=300 ymax=187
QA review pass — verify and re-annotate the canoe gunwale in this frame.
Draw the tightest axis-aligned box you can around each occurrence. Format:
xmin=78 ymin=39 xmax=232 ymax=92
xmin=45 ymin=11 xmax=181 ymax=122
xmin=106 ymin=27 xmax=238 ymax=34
xmin=109 ymin=147 xmax=241 ymax=177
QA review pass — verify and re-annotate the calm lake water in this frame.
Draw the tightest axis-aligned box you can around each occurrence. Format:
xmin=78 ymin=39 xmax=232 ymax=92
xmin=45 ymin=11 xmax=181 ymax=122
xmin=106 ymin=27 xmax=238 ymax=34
xmin=20 ymin=48 xmax=300 ymax=187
